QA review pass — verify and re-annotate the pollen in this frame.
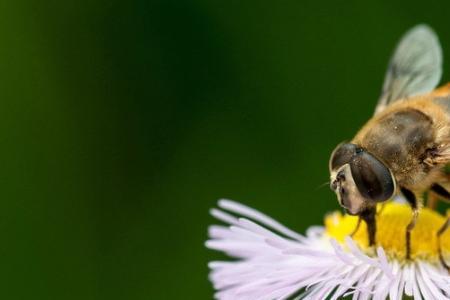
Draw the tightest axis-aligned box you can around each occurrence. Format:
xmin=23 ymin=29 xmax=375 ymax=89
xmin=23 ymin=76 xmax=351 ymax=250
xmin=325 ymin=202 xmax=450 ymax=260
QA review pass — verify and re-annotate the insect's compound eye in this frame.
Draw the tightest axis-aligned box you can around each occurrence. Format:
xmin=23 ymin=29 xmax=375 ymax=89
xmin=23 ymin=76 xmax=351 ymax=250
xmin=349 ymin=151 xmax=395 ymax=202
xmin=329 ymin=143 xmax=358 ymax=171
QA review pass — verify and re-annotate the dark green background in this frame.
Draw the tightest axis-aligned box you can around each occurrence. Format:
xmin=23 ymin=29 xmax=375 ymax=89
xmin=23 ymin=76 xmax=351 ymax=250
xmin=1 ymin=1 xmax=450 ymax=299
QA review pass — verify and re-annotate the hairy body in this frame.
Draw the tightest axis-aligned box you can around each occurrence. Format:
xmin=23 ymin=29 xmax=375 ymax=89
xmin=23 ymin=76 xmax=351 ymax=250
xmin=353 ymin=84 xmax=450 ymax=193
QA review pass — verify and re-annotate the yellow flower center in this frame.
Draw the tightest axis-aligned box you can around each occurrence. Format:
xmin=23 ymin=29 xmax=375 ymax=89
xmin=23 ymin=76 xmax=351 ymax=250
xmin=325 ymin=202 xmax=450 ymax=261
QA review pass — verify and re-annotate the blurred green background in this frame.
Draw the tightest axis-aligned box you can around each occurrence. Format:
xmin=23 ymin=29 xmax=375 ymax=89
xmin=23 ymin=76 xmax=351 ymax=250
xmin=1 ymin=0 xmax=450 ymax=299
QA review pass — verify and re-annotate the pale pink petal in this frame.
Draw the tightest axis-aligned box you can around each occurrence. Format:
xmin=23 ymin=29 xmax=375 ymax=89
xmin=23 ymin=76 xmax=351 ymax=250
xmin=206 ymin=199 xmax=450 ymax=300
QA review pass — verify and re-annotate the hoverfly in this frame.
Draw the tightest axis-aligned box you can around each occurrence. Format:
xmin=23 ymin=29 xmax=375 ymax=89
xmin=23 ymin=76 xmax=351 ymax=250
xmin=329 ymin=25 xmax=450 ymax=268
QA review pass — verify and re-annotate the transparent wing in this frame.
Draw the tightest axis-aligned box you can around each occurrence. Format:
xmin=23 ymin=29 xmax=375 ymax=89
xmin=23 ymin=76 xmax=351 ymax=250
xmin=375 ymin=24 xmax=442 ymax=114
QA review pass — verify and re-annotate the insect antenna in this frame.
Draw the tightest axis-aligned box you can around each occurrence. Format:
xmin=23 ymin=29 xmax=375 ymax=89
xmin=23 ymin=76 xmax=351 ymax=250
xmin=316 ymin=181 xmax=331 ymax=190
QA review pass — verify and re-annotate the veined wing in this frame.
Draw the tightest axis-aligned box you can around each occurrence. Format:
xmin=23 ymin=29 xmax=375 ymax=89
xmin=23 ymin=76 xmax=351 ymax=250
xmin=375 ymin=25 xmax=442 ymax=114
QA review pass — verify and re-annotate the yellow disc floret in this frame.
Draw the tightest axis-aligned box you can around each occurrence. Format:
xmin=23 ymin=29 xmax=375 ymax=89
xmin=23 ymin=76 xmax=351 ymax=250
xmin=325 ymin=202 xmax=450 ymax=260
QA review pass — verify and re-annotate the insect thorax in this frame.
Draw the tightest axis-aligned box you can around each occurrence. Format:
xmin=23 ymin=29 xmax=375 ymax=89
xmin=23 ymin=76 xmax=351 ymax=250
xmin=357 ymin=108 xmax=435 ymax=187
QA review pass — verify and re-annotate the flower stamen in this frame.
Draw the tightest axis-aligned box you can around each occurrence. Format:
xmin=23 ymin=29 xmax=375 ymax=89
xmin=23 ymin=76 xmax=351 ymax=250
xmin=325 ymin=202 xmax=450 ymax=261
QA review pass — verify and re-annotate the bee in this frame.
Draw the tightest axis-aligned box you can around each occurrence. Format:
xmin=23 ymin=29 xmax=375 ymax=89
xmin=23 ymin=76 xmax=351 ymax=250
xmin=329 ymin=24 xmax=450 ymax=268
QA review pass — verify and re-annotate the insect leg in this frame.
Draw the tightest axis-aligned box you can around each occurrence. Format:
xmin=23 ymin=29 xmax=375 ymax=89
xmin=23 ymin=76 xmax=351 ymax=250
xmin=355 ymin=203 xmax=386 ymax=244
xmin=350 ymin=216 xmax=362 ymax=238
xmin=427 ymin=191 xmax=439 ymax=210
xmin=401 ymin=187 xmax=419 ymax=260
xmin=430 ymin=183 xmax=450 ymax=203
xmin=437 ymin=216 xmax=450 ymax=272
xmin=360 ymin=207 xmax=376 ymax=246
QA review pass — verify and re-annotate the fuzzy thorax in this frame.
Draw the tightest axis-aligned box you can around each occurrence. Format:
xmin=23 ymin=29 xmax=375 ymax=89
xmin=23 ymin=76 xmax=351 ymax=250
xmin=325 ymin=202 xmax=450 ymax=260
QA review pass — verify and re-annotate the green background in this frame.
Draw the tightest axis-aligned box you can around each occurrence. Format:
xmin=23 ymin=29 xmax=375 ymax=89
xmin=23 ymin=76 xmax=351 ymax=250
xmin=1 ymin=1 xmax=450 ymax=299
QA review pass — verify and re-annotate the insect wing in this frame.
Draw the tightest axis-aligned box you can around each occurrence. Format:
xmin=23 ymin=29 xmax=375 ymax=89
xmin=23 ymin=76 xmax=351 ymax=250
xmin=375 ymin=25 xmax=442 ymax=114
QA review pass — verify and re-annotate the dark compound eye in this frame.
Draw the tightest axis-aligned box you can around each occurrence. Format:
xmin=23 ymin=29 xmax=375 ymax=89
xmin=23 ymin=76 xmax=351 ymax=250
xmin=329 ymin=143 xmax=358 ymax=171
xmin=349 ymin=151 xmax=395 ymax=202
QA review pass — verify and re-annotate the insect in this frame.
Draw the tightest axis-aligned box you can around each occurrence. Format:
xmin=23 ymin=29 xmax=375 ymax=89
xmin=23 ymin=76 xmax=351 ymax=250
xmin=328 ymin=24 xmax=450 ymax=268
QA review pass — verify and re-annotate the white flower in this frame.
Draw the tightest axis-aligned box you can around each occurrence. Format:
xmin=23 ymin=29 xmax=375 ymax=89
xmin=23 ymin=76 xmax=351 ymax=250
xmin=206 ymin=199 xmax=450 ymax=300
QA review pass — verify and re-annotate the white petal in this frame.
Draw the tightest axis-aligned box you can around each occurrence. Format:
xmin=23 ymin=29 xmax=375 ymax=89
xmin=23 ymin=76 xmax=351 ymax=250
xmin=416 ymin=261 xmax=448 ymax=300
xmin=206 ymin=199 xmax=450 ymax=300
xmin=218 ymin=199 xmax=304 ymax=241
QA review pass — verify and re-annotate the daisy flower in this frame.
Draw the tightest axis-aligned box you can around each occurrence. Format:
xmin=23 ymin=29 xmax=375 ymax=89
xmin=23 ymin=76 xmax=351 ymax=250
xmin=206 ymin=199 xmax=450 ymax=299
